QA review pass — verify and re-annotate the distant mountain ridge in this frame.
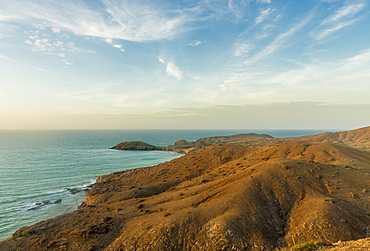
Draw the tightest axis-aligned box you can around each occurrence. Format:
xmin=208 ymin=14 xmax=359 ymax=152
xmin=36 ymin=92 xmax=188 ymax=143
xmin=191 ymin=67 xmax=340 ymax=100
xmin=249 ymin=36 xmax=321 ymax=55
xmin=110 ymin=127 xmax=370 ymax=154
xmin=298 ymin=126 xmax=370 ymax=151
xmin=110 ymin=132 xmax=274 ymax=153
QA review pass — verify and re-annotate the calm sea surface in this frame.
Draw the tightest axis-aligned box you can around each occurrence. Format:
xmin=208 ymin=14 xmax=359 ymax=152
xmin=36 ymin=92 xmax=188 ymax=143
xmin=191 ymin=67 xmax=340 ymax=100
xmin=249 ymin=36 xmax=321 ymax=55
xmin=0 ymin=129 xmax=328 ymax=241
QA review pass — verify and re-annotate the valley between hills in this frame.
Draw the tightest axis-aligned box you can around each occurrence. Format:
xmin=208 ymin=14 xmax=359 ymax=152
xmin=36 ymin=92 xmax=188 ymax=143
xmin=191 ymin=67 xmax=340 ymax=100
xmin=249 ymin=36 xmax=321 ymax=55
xmin=1 ymin=127 xmax=370 ymax=250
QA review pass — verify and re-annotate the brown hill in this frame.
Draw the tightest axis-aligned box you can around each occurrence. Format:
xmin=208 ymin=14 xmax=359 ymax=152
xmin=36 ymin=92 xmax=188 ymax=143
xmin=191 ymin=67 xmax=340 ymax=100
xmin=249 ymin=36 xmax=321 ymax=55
xmin=298 ymin=126 xmax=370 ymax=151
xmin=2 ymin=131 xmax=370 ymax=250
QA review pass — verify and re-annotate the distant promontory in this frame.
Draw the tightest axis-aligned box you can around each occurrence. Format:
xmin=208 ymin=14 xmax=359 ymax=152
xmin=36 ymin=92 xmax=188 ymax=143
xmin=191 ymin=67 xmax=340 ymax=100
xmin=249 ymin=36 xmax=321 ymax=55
xmin=110 ymin=133 xmax=274 ymax=154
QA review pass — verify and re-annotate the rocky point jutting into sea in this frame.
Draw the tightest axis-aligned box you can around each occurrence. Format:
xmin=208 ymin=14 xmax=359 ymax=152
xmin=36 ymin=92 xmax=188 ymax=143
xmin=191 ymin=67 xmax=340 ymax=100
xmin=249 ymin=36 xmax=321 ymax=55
xmin=1 ymin=126 xmax=370 ymax=251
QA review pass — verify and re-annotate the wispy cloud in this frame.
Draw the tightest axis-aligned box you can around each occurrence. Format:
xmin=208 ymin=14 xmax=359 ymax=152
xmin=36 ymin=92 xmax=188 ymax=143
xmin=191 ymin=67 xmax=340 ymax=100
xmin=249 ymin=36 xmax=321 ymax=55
xmin=227 ymin=0 xmax=248 ymax=21
xmin=341 ymin=48 xmax=370 ymax=70
xmin=245 ymin=9 xmax=315 ymax=65
xmin=21 ymin=25 xmax=96 ymax=64
xmin=157 ymin=54 xmax=166 ymax=64
xmin=321 ymin=3 xmax=365 ymax=24
xmin=0 ymin=54 xmax=11 ymax=60
xmin=313 ymin=2 xmax=366 ymax=40
xmin=189 ymin=40 xmax=203 ymax=46
xmin=314 ymin=19 xmax=357 ymax=41
xmin=0 ymin=0 xmax=190 ymax=43
xmin=0 ymin=22 xmax=18 ymax=38
xmin=210 ymin=43 xmax=370 ymax=108
xmin=24 ymin=30 xmax=79 ymax=64
xmin=104 ymin=38 xmax=124 ymax=52
xmin=256 ymin=0 xmax=271 ymax=4
xmin=158 ymin=55 xmax=183 ymax=80
xmin=51 ymin=27 xmax=61 ymax=34
xmin=62 ymin=59 xmax=73 ymax=66
xmin=24 ymin=64 xmax=48 ymax=72
xmin=56 ymin=80 xmax=185 ymax=111
xmin=103 ymin=0 xmax=189 ymax=42
xmin=255 ymin=8 xmax=274 ymax=24
xmin=166 ymin=62 xmax=183 ymax=80
xmin=234 ymin=41 xmax=254 ymax=56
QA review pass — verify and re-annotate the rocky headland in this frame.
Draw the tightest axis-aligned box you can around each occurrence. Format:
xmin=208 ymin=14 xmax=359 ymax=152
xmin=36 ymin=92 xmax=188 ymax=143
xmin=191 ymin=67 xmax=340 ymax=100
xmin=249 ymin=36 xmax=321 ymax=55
xmin=110 ymin=133 xmax=274 ymax=154
xmin=1 ymin=127 xmax=370 ymax=251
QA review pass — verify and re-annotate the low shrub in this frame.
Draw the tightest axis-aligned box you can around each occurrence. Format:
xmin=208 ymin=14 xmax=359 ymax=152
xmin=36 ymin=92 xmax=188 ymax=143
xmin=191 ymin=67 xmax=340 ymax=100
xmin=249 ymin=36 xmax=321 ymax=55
xmin=20 ymin=229 xmax=35 ymax=237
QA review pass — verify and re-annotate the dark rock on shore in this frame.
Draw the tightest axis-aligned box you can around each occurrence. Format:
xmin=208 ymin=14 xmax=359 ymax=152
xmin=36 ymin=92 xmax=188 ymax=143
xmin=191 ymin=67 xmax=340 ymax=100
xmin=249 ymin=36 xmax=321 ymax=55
xmin=27 ymin=199 xmax=63 ymax=211
xmin=66 ymin=187 xmax=89 ymax=194
xmin=110 ymin=141 xmax=159 ymax=151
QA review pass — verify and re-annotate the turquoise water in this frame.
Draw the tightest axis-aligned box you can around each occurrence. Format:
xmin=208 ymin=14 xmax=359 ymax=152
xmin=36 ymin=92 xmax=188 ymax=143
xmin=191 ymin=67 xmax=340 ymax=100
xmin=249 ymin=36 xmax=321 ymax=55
xmin=0 ymin=129 xmax=327 ymax=241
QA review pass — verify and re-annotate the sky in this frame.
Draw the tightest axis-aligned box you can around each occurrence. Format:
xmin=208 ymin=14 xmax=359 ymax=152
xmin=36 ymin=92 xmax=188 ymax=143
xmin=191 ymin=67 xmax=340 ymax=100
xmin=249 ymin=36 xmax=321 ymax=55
xmin=0 ymin=0 xmax=370 ymax=130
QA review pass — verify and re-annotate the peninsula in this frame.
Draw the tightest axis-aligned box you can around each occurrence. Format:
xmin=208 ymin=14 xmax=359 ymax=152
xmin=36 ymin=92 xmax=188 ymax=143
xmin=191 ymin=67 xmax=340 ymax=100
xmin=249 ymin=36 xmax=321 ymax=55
xmin=1 ymin=127 xmax=370 ymax=251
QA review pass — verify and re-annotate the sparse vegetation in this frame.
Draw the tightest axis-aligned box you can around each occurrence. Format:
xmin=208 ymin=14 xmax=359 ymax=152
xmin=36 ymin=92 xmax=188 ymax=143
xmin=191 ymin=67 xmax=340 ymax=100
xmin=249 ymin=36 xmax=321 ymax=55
xmin=20 ymin=229 xmax=35 ymax=237
xmin=291 ymin=241 xmax=327 ymax=250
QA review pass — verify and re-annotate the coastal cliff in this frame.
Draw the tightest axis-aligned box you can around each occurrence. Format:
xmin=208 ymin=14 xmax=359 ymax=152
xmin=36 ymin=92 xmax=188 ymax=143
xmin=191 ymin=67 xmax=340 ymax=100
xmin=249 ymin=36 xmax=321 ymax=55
xmin=1 ymin=127 xmax=370 ymax=251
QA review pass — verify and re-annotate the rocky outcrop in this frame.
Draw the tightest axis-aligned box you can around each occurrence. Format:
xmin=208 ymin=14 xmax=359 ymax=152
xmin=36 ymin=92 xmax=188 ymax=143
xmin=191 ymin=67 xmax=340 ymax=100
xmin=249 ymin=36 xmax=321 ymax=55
xmin=322 ymin=237 xmax=370 ymax=250
xmin=1 ymin=127 xmax=370 ymax=251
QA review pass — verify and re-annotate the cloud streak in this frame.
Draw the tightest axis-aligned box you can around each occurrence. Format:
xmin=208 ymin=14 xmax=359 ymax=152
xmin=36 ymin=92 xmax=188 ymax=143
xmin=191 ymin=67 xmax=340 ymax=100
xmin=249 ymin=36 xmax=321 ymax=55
xmin=321 ymin=3 xmax=365 ymax=24
xmin=245 ymin=9 xmax=316 ymax=65
xmin=256 ymin=0 xmax=271 ymax=4
xmin=189 ymin=40 xmax=203 ymax=46
xmin=0 ymin=54 xmax=11 ymax=60
xmin=24 ymin=64 xmax=48 ymax=72
xmin=220 ymin=47 xmax=370 ymax=105
xmin=313 ymin=2 xmax=366 ymax=40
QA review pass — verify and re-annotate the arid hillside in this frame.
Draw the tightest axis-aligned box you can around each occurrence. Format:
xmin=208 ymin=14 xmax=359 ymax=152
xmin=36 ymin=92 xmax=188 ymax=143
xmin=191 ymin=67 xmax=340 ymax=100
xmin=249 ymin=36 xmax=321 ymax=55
xmin=1 ymin=127 xmax=370 ymax=251
xmin=298 ymin=126 xmax=370 ymax=151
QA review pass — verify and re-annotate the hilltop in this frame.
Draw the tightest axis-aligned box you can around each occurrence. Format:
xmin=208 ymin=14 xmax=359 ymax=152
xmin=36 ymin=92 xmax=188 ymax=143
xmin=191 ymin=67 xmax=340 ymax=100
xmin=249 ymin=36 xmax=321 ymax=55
xmin=1 ymin=126 xmax=370 ymax=251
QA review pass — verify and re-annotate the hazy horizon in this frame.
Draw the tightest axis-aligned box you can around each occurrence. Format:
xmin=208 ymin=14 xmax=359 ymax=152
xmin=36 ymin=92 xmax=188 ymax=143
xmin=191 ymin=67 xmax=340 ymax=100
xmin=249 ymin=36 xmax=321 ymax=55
xmin=1 ymin=0 xmax=370 ymax=130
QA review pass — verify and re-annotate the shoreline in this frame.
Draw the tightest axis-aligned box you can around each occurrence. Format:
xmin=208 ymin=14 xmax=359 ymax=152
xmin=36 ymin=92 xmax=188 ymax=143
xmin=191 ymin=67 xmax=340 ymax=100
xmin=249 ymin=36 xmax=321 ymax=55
xmin=0 ymin=132 xmax=184 ymax=242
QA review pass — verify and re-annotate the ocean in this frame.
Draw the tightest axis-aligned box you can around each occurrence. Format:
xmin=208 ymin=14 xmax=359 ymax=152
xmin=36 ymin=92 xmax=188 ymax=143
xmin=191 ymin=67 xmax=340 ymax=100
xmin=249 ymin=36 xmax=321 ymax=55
xmin=0 ymin=129 xmax=328 ymax=241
